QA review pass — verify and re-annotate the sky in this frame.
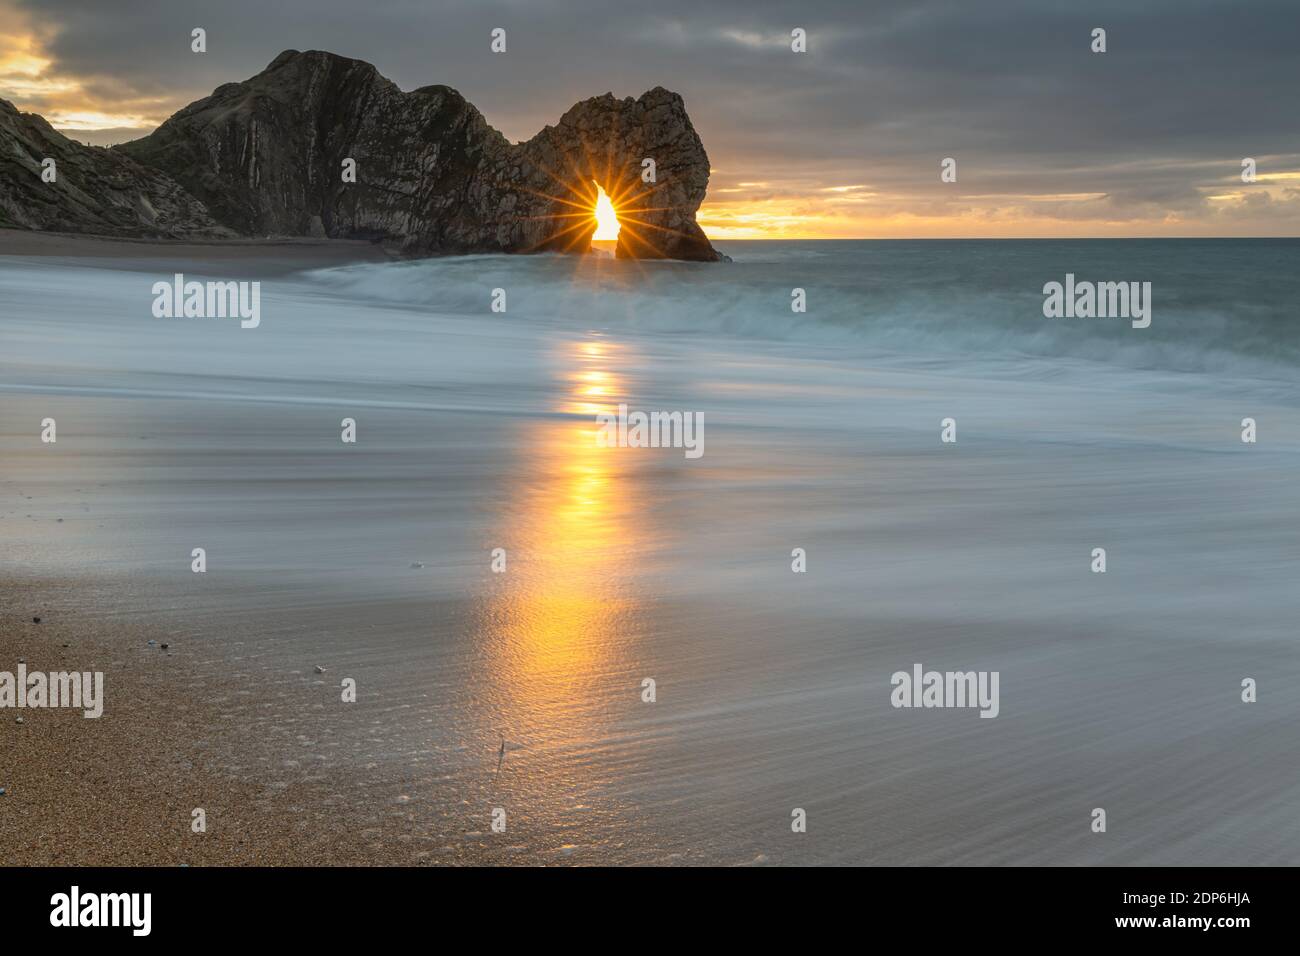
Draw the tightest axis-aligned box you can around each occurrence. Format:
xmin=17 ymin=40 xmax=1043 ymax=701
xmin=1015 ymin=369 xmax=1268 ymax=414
xmin=1 ymin=0 xmax=1297 ymax=238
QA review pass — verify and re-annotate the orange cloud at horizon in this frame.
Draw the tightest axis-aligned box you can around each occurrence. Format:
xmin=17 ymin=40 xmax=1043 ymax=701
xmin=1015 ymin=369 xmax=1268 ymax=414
xmin=699 ymin=173 xmax=1300 ymax=240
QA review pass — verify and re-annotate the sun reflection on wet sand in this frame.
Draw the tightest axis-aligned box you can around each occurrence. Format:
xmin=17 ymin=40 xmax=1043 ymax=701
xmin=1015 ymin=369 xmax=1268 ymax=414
xmin=473 ymin=334 xmax=653 ymax=839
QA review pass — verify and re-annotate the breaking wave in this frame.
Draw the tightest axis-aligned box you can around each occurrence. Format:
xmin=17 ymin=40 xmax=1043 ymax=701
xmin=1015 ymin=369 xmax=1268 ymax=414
xmin=303 ymin=239 xmax=1300 ymax=381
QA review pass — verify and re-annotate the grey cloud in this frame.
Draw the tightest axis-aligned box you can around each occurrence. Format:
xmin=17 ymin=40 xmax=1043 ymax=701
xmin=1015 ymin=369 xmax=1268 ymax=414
xmin=12 ymin=0 xmax=1300 ymax=231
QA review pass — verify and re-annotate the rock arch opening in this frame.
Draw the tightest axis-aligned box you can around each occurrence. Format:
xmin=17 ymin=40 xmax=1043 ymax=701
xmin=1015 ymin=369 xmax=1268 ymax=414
xmin=589 ymin=180 xmax=621 ymax=255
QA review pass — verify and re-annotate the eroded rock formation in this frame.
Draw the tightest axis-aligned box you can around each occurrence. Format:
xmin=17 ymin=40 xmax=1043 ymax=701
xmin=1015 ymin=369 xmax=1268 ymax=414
xmin=1 ymin=50 xmax=720 ymax=261
xmin=0 ymin=98 xmax=229 ymax=238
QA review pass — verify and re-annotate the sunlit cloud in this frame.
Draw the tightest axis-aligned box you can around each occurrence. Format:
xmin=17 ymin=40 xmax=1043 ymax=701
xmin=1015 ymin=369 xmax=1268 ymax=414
xmin=699 ymin=167 xmax=1300 ymax=239
xmin=0 ymin=16 xmax=173 ymax=133
xmin=44 ymin=109 xmax=155 ymax=130
xmin=0 ymin=74 xmax=77 ymax=97
xmin=717 ymin=29 xmax=788 ymax=50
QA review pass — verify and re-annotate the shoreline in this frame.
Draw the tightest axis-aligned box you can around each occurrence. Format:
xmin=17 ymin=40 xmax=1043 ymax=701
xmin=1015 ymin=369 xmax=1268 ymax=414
xmin=0 ymin=228 xmax=396 ymax=274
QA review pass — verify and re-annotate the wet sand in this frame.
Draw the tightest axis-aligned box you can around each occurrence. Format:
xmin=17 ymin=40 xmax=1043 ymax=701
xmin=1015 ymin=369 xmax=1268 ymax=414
xmin=0 ymin=228 xmax=394 ymax=274
xmin=3 ymin=238 xmax=1298 ymax=866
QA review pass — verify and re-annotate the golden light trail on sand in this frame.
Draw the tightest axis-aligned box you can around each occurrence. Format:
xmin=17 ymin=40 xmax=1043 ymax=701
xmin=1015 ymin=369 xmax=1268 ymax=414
xmin=478 ymin=334 xmax=648 ymax=799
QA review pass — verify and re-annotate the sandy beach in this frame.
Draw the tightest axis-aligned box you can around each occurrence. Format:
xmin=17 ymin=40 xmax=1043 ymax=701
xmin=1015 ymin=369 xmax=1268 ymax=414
xmin=0 ymin=229 xmax=395 ymax=269
xmin=0 ymin=574 xmax=581 ymax=865
xmin=3 ymin=235 xmax=1298 ymax=866
xmin=0 ymin=234 xmax=439 ymax=865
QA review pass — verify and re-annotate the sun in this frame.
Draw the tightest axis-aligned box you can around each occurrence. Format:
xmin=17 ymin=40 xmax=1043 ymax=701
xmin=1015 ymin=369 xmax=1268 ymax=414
xmin=513 ymin=156 xmax=689 ymax=258
xmin=592 ymin=181 xmax=621 ymax=241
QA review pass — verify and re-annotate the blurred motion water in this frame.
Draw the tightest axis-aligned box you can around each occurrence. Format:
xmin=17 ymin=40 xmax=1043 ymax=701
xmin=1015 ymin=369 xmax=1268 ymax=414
xmin=2 ymin=239 xmax=1297 ymax=864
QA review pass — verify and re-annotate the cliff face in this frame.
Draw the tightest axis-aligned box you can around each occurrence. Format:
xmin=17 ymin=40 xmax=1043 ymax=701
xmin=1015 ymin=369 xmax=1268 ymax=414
xmin=518 ymin=87 xmax=718 ymax=260
xmin=0 ymin=98 xmax=229 ymax=238
xmin=111 ymin=50 xmax=720 ymax=260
